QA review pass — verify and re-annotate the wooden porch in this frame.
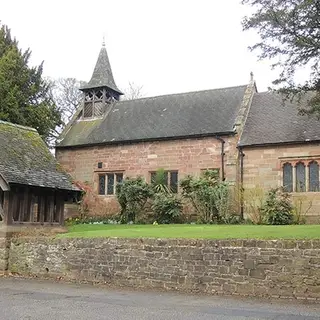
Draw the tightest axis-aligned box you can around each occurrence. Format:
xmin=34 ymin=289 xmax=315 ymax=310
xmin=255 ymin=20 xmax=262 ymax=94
xmin=0 ymin=185 xmax=66 ymax=226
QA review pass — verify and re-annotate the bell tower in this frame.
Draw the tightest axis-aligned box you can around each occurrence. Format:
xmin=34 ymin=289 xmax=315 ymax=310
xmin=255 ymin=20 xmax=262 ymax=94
xmin=80 ymin=40 xmax=123 ymax=119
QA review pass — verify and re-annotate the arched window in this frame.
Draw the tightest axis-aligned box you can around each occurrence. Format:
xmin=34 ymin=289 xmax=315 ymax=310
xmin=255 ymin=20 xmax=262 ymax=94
xmin=283 ymin=163 xmax=293 ymax=192
xmin=309 ymin=161 xmax=319 ymax=192
xmin=296 ymin=162 xmax=306 ymax=192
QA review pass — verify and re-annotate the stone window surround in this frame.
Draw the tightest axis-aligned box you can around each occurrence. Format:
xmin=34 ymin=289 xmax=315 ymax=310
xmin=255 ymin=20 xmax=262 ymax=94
xmin=281 ymin=159 xmax=320 ymax=193
xmin=97 ymin=171 xmax=124 ymax=196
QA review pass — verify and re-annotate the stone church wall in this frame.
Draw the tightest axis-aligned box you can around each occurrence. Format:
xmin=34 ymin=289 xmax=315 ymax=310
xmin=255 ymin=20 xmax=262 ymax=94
xmin=242 ymin=143 xmax=320 ymax=223
xmin=56 ymin=135 xmax=239 ymax=215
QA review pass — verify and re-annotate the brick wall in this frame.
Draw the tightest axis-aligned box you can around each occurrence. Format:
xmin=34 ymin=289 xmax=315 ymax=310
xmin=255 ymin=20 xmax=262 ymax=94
xmin=7 ymin=237 xmax=320 ymax=300
xmin=243 ymin=144 xmax=320 ymax=222
xmin=56 ymin=136 xmax=239 ymax=214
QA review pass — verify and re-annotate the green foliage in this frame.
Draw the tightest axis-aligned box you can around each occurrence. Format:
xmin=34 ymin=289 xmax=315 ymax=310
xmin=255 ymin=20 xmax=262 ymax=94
xmin=292 ymin=195 xmax=313 ymax=225
xmin=152 ymin=193 xmax=182 ymax=224
xmin=116 ymin=177 xmax=153 ymax=223
xmin=261 ymin=188 xmax=294 ymax=225
xmin=151 ymin=168 xmax=170 ymax=193
xmin=65 ymin=215 xmax=120 ymax=226
xmin=0 ymin=23 xmax=62 ymax=142
xmin=242 ymin=0 xmax=320 ymax=116
xmin=180 ymin=170 xmax=234 ymax=223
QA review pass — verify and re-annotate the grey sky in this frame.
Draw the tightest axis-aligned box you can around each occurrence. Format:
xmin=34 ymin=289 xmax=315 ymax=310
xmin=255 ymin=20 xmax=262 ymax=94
xmin=2 ymin=0 xmax=279 ymax=97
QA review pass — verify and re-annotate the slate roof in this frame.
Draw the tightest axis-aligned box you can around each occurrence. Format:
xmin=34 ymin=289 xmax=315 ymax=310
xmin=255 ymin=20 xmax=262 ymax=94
xmin=80 ymin=45 xmax=123 ymax=94
xmin=0 ymin=121 xmax=78 ymax=190
xmin=58 ymin=85 xmax=247 ymax=148
xmin=239 ymin=91 xmax=320 ymax=146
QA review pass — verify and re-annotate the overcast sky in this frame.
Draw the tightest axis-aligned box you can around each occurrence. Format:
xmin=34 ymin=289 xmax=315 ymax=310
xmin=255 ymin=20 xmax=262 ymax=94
xmin=2 ymin=0 xmax=280 ymax=97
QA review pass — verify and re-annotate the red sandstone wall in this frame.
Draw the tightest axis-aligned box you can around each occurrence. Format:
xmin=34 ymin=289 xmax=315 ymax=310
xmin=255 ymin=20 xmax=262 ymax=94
xmin=56 ymin=136 xmax=239 ymax=214
xmin=242 ymin=144 xmax=320 ymax=223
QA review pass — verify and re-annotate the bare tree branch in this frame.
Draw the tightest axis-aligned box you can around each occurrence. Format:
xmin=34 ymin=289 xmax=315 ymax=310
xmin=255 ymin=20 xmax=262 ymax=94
xmin=122 ymin=82 xmax=145 ymax=100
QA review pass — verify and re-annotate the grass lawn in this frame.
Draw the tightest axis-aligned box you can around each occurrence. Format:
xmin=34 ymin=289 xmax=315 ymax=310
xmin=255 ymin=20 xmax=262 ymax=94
xmin=58 ymin=224 xmax=320 ymax=240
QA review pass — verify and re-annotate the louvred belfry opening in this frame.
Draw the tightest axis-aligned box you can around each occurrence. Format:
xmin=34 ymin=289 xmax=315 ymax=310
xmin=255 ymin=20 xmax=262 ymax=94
xmin=80 ymin=41 xmax=123 ymax=119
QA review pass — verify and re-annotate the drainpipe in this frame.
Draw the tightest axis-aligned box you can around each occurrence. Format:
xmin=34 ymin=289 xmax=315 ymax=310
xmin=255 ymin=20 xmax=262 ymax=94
xmin=239 ymin=147 xmax=245 ymax=220
xmin=214 ymin=136 xmax=225 ymax=181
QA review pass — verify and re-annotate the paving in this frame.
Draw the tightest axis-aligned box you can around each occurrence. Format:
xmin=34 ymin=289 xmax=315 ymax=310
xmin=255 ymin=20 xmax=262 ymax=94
xmin=0 ymin=278 xmax=319 ymax=319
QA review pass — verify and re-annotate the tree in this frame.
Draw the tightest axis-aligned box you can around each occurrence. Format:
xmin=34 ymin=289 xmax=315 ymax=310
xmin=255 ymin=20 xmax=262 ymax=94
xmin=122 ymin=81 xmax=144 ymax=100
xmin=0 ymin=23 xmax=62 ymax=142
xmin=242 ymin=0 xmax=320 ymax=116
xmin=49 ymin=77 xmax=85 ymax=125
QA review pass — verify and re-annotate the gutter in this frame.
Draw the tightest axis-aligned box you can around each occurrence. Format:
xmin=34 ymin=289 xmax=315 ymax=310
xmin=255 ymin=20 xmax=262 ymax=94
xmin=214 ymin=136 xmax=225 ymax=181
xmin=56 ymin=131 xmax=235 ymax=150
xmin=238 ymin=147 xmax=245 ymax=220
xmin=239 ymin=138 xmax=320 ymax=149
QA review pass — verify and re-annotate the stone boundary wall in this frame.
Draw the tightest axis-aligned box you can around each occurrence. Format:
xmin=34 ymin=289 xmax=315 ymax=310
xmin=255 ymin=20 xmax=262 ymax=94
xmin=5 ymin=237 xmax=320 ymax=301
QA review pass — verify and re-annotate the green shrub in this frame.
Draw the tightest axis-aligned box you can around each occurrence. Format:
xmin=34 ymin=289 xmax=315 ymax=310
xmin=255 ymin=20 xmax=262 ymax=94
xmin=180 ymin=170 xmax=233 ymax=223
xmin=292 ymin=195 xmax=313 ymax=225
xmin=151 ymin=168 xmax=171 ymax=193
xmin=116 ymin=177 xmax=153 ymax=223
xmin=261 ymin=187 xmax=294 ymax=225
xmin=151 ymin=193 xmax=183 ymax=224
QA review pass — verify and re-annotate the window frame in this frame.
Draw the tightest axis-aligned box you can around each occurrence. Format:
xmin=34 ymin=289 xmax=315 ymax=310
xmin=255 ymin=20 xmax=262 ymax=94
xmin=150 ymin=170 xmax=179 ymax=193
xmin=98 ymin=172 xmax=124 ymax=196
xmin=309 ymin=160 xmax=320 ymax=192
xmin=282 ymin=162 xmax=293 ymax=193
xmin=295 ymin=162 xmax=306 ymax=192
xmin=281 ymin=159 xmax=320 ymax=193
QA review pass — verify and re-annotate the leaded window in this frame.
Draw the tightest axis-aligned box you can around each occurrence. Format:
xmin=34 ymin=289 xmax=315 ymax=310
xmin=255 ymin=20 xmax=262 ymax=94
xmin=296 ymin=162 xmax=306 ymax=192
xmin=98 ymin=175 xmax=106 ymax=195
xmin=98 ymin=172 xmax=123 ymax=195
xmin=283 ymin=163 xmax=293 ymax=192
xmin=309 ymin=161 xmax=319 ymax=192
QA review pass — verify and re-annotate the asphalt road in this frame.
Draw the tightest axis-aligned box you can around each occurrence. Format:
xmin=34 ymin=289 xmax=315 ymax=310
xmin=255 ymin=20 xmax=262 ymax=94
xmin=0 ymin=278 xmax=319 ymax=320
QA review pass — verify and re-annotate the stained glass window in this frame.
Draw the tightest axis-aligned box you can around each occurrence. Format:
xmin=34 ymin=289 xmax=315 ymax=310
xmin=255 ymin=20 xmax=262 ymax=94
xmin=296 ymin=162 xmax=306 ymax=192
xmin=309 ymin=161 xmax=319 ymax=192
xmin=98 ymin=175 xmax=105 ymax=195
xmin=283 ymin=163 xmax=293 ymax=192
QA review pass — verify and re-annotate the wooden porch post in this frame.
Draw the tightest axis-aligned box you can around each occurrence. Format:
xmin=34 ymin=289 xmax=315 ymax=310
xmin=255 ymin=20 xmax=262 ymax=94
xmin=47 ymin=191 xmax=55 ymax=223
xmin=2 ymin=191 xmax=12 ymax=225
xmin=54 ymin=191 xmax=65 ymax=225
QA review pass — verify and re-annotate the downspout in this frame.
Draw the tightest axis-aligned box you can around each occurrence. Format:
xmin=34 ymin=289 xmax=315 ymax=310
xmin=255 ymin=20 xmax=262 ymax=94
xmin=214 ymin=136 xmax=225 ymax=181
xmin=239 ymin=147 xmax=245 ymax=220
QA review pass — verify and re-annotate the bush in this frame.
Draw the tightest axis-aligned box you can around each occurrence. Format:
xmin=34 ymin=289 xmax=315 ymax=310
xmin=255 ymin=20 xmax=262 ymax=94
xmin=74 ymin=180 xmax=111 ymax=218
xmin=292 ymin=195 xmax=313 ymax=225
xmin=151 ymin=168 xmax=171 ymax=193
xmin=152 ymin=193 xmax=183 ymax=224
xmin=116 ymin=177 xmax=153 ymax=223
xmin=180 ymin=170 xmax=233 ymax=223
xmin=243 ymin=185 xmax=265 ymax=224
xmin=261 ymin=188 xmax=294 ymax=225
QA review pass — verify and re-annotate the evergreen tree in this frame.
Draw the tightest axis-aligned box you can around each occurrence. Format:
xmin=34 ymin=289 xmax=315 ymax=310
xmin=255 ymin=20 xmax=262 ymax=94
xmin=0 ymin=23 xmax=62 ymax=142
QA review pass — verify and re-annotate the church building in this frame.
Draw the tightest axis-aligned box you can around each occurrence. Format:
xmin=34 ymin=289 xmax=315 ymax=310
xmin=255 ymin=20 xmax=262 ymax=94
xmin=56 ymin=43 xmax=320 ymax=223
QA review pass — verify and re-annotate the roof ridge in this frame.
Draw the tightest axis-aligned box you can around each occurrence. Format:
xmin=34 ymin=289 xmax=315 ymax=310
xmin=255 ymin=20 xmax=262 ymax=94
xmin=119 ymin=84 xmax=248 ymax=103
xmin=0 ymin=120 xmax=37 ymax=132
